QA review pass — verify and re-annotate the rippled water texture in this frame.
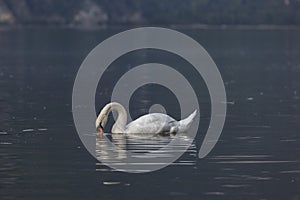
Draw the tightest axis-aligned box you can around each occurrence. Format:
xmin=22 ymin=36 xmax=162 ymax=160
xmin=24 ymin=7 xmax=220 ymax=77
xmin=0 ymin=28 xmax=299 ymax=200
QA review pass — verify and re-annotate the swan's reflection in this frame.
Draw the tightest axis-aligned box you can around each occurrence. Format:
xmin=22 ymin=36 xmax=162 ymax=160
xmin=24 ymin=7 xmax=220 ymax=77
xmin=96 ymin=133 xmax=197 ymax=170
xmin=96 ymin=133 xmax=127 ymax=160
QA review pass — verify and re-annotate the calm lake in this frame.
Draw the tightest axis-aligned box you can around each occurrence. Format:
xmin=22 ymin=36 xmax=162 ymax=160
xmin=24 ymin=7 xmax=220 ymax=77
xmin=0 ymin=27 xmax=299 ymax=200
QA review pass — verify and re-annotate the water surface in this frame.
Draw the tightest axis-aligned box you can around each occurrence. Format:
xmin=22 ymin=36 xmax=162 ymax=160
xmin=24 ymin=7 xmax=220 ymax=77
xmin=0 ymin=28 xmax=299 ymax=200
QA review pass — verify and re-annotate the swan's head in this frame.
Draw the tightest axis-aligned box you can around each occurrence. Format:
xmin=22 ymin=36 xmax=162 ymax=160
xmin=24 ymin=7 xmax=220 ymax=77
xmin=95 ymin=112 xmax=108 ymax=136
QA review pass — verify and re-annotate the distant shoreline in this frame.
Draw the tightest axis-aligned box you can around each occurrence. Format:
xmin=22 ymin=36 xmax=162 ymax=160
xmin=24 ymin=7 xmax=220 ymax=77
xmin=170 ymin=24 xmax=300 ymax=30
xmin=1 ymin=23 xmax=300 ymax=31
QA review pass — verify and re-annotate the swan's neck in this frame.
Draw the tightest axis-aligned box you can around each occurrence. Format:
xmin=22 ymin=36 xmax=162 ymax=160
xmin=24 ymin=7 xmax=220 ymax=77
xmin=102 ymin=102 xmax=127 ymax=133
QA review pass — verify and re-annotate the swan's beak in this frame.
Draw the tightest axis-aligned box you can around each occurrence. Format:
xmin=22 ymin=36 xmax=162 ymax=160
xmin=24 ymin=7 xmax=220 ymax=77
xmin=97 ymin=126 xmax=103 ymax=139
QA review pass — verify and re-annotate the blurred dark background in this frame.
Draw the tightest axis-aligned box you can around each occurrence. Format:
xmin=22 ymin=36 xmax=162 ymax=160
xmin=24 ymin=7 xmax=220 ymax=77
xmin=0 ymin=0 xmax=300 ymax=28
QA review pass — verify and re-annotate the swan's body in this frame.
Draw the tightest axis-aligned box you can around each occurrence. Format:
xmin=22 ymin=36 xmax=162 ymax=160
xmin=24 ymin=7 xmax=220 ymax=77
xmin=96 ymin=102 xmax=197 ymax=136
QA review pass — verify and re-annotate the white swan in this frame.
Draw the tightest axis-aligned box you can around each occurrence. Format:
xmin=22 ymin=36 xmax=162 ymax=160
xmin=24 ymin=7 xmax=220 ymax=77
xmin=96 ymin=102 xmax=197 ymax=137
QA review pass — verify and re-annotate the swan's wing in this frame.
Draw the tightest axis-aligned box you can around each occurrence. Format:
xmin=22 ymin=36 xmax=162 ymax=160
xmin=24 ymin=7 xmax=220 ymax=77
xmin=126 ymin=113 xmax=178 ymax=134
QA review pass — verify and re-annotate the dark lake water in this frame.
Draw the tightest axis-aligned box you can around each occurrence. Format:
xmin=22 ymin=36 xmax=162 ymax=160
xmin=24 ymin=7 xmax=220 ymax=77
xmin=0 ymin=27 xmax=299 ymax=200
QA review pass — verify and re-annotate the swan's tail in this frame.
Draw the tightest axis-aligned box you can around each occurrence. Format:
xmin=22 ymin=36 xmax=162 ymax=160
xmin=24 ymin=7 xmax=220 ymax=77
xmin=178 ymin=110 xmax=197 ymax=133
